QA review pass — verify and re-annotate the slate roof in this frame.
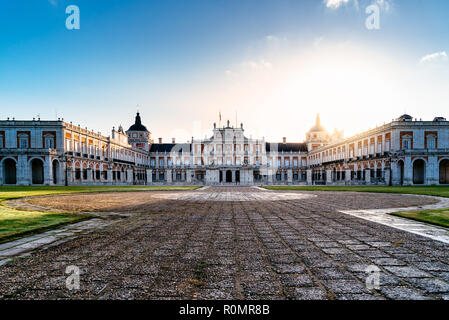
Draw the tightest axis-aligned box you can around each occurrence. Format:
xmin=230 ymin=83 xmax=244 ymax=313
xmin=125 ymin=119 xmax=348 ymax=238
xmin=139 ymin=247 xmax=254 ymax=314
xmin=149 ymin=143 xmax=191 ymax=153
xmin=265 ymin=142 xmax=308 ymax=152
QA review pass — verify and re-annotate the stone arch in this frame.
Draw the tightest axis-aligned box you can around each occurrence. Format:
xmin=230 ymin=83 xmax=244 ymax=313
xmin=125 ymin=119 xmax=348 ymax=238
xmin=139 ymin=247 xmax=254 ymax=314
xmin=2 ymin=157 xmax=17 ymax=185
xmin=412 ymin=158 xmax=426 ymax=185
xmin=439 ymin=158 xmax=449 ymax=185
xmin=30 ymin=158 xmax=44 ymax=184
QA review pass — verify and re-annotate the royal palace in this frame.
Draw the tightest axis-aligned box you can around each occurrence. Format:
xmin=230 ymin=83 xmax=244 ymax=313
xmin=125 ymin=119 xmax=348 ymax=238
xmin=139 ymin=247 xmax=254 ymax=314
xmin=1 ymin=113 xmax=449 ymax=186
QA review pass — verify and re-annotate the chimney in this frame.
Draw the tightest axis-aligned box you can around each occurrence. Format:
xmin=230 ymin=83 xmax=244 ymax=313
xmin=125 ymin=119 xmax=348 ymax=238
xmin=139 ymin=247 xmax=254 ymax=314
xmin=172 ymin=138 xmax=175 ymax=143
xmin=158 ymin=137 xmax=162 ymax=144
xmin=283 ymin=137 xmax=286 ymax=144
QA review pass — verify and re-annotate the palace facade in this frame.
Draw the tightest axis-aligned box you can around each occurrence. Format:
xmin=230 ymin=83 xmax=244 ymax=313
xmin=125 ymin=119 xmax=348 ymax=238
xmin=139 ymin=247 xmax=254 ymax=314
xmin=1 ymin=113 xmax=449 ymax=186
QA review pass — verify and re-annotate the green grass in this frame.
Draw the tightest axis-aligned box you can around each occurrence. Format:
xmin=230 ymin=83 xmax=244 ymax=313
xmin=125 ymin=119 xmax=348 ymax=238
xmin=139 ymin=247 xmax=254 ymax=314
xmin=391 ymin=209 xmax=449 ymax=228
xmin=0 ymin=185 xmax=200 ymax=243
xmin=0 ymin=206 xmax=89 ymax=244
xmin=262 ymin=185 xmax=449 ymax=198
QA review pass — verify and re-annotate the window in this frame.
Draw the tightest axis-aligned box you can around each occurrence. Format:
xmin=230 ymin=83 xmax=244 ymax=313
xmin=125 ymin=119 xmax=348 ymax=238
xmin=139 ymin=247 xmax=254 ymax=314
xmin=402 ymin=135 xmax=412 ymax=150
xmin=285 ymin=159 xmax=290 ymax=167
xmin=293 ymin=159 xmax=298 ymax=168
xmin=44 ymin=134 xmax=54 ymax=149
xmin=377 ymin=143 xmax=382 ymax=153
xmin=427 ymin=135 xmax=436 ymax=149
xmin=150 ymin=159 xmax=155 ymax=168
xmin=159 ymin=159 xmax=164 ymax=167
xmin=0 ymin=134 xmax=3 ymax=148
xmin=18 ymin=134 xmax=28 ymax=149
xmin=403 ymin=140 xmax=410 ymax=150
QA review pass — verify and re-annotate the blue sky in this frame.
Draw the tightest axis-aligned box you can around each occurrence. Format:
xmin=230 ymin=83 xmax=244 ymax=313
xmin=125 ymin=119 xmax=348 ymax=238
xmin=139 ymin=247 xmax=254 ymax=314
xmin=1 ymin=0 xmax=449 ymax=142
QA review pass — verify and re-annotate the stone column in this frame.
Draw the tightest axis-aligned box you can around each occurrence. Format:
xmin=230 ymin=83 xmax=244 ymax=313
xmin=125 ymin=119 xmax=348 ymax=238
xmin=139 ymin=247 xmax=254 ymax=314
xmin=426 ymin=156 xmax=438 ymax=185
xmin=186 ymin=170 xmax=192 ymax=183
xmin=146 ymin=169 xmax=152 ymax=185
xmin=232 ymin=170 xmax=236 ymax=183
xmin=205 ymin=170 xmax=212 ymax=185
xmin=268 ymin=169 xmax=274 ymax=185
xmin=391 ymin=160 xmax=401 ymax=186
xmin=306 ymin=169 xmax=312 ymax=185
xmin=107 ymin=168 xmax=113 ymax=184
xmin=404 ymin=156 xmax=412 ymax=185
xmin=326 ymin=169 xmax=332 ymax=185
xmin=287 ymin=169 xmax=293 ymax=185
xmin=248 ymin=169 xmax=254 ymax=185
xmin=87 ymin=168 xmax=93 ymax=184
xmin=345 ymin=168 xmax=351 ymax=184
xmin=166 ymin=169 xmax=172 ymax=184
xmin=44 ymin=156 xmax=51 ymax=185
xmin=121 ymin=170 xmax=126 ymax=184
xmin=384 ymin=167 xmax=391 ymax=186
xmin=365 ymin=168 xmax=371 ymax=184
xmin=127 ymin=168 xmax=133 ymax=184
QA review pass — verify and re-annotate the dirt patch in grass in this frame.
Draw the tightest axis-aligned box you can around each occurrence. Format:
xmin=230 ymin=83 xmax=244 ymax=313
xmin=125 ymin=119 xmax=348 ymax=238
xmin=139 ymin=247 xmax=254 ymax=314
xmin=25 ymin=192 xmax=169 ymax=213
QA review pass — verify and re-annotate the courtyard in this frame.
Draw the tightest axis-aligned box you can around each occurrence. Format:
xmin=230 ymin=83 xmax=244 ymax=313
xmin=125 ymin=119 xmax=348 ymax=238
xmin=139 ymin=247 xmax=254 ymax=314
xmin=0 ymin=186 xmax=448 ymax=300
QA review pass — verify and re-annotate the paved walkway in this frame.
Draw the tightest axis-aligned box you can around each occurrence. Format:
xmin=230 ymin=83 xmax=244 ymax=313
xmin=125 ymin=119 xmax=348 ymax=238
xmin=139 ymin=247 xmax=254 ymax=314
xmin=0 ymin=187 xmax=448 ymax=300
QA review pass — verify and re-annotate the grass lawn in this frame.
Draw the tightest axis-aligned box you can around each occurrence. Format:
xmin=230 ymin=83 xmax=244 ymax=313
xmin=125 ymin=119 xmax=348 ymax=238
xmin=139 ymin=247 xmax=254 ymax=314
xmin=0 ymin=206 xmax=89 ymax=244
xmin=262 ymin=185 xmax=449 ymax=198
xmin=391 ymin=209 xmax=449 ymax=228
xmin=0 ymin=185 xmax=200 ymax=244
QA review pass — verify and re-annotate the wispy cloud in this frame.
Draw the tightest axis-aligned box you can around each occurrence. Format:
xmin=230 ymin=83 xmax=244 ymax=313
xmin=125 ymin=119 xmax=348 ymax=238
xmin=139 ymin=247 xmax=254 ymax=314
xmin=324 ymin=0 xmax=392 ymax=12
xmin=241 ymin=59 xmax=273 ymax=70
xmin=48 ymin=0 xmax=58 ymax=6
xmin=420 ymin=51 xmax=448 ymax=64
xmin=324 ymin=0 xmax=351 ymax=9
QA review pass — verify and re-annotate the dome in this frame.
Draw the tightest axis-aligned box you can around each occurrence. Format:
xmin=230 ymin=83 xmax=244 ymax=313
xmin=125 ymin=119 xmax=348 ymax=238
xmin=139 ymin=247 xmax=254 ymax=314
xmin=398 ymin=114 xmax=413 ymax=121
xmin=127 ymin=112 xmax=148 ymax=132
xmin=308 ymin=114 xmax=327 ymax=132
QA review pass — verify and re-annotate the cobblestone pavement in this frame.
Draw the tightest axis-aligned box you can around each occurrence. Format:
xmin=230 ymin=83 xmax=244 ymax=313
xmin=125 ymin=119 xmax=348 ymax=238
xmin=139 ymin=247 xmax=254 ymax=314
xmin=0 ymin=187 xmax=448 ymax=300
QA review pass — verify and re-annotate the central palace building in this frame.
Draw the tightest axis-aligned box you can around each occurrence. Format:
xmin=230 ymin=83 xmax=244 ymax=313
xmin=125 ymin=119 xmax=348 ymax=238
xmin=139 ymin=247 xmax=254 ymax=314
xmin=1 ymin=113 xmax=449 ymax=186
